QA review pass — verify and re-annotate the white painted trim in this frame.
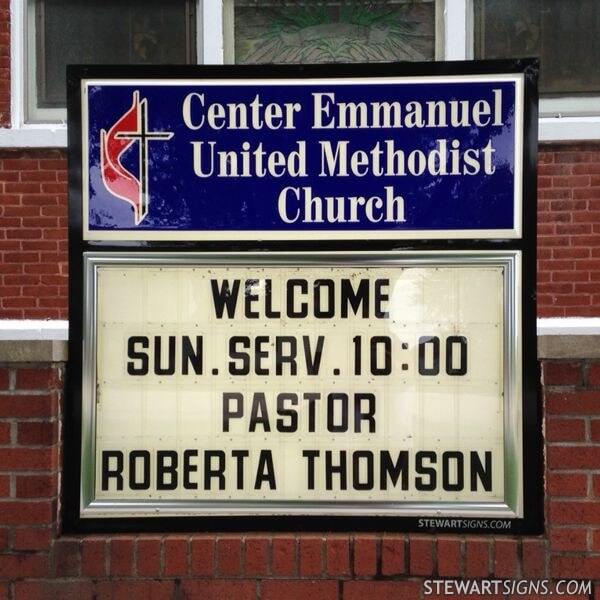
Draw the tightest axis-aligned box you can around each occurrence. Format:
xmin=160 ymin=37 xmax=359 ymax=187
xmin=1 ymin=318 xmax=599 ymax=342
xmin=539 ymin=117 xmax=600 ymax=142
xmin=10 ymin=0 xmax=24 ymax=129
xmin=537 ymin=317 xmax=600 ymax=336
xmin=201 ymin=0 xmax=225 ymax=64
xmin=444 ymin=0 xmax=469 ymax=60
xmin=0 ymin=320 xmax=69 ymax=340
xmin=0 ymin=125 xmax=67 ymax=147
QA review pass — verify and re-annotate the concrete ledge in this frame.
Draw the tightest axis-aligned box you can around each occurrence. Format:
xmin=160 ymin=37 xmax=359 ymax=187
xmin=537 ymin=335 xmax=600 ymax=360
xmin=0 ymin=340 xmax=68 ymax=363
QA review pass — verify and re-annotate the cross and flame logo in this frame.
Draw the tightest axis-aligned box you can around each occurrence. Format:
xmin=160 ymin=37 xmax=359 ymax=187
xmin=100 ymin=91 xmax=173 ymax=225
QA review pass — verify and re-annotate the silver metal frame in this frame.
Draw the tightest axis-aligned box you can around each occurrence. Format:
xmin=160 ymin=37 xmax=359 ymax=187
xmin=81 ymin=250 xmax=522 ymax=519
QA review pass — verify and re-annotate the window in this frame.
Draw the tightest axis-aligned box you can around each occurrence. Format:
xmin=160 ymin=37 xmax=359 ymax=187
xmin=232 ymin=0 xmax=438 ymax=64
xmin=474 ymin=0 xmax=600 ymax=116
xmin=26 ymin=0 xmax=196 ymax=122
xmin=11 ymin=0 xmax=600 ymax=138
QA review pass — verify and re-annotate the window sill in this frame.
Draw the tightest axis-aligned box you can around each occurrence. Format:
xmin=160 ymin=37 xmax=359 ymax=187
xmin=539 ymin=116 xmax=600 ymax=142
xmin=0 ymin=124 xmax=67 ymax=148
xmin=1 ymin=117 xmax=600 ymax=149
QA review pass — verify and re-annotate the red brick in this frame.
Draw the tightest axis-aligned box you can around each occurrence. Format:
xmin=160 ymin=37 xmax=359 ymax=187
xmin=272 ymin=535 xmax=296 ymax=576
xmin=14 ymin=581 xmax=94 ymax=600
xmin=0 ymin=448 xmax=56 ymax=471
xmin=381 ymin=535 xmax=404 ymax=576
xmin=594 ymin=474 xmax=600 ymax=497
xmin=96 ymin=581 xmax=175 ymax=600
xmin=344 ymin=581 xmax=421 ymax=600
xmin=52 ymin=539 xmax=80 ymax=577
xmin=1 ymin=158 xmax=40 ymax=170
xmin=549 ymin=500 xmax=600 ymax=524
xmin=182 ymin=581 xmax=259 ymax=600
xmin=40 ymin=183 xmax=66 ymax=194
xmin=521 ymin=538 xmax=546 ymax=577
xmin=16 ymin=474 xmax=57 ymax=498
xmin=136 ymin=537 xmax=161 ymax=577
xmin=0 ymin=422 xmax=10 ymax=444
xmin=545 ymin=417 xmax=586 ymax=442
xmin=493 ymin=538 xmax=518 ymax=578
xmin=465 ymin=539 xmax=489 ymax=578
xmin=245 ymin=535 xmax=269 ymax=576
xmin=409 ymin=536 xmax=433 ymax=575
xmin=549 ymin=527 xmax=588 ymax=551
xmin=217 ymin=535 xmax=242 ymax=576
xmin=109 ymin=537 xmax=134 ymax=577
xmin=551 ymin=555 xmax=600 ymax=579
xmin=0 ymin=474 xmax=8 ymax=497
xmin=588 ymin=363 xmax=600 ymax=386
xmin=24 ymin=263 xmax=60 ymax=275
xmin=572 ymin=162 xmax=600 ymax=175
xmin=547 ymin=446 xmax=600 ymax=470
xmin=0 ymin=393 xmax=56 ymax=417
xmin=39 ymin=158 xmax=67 ymax=170
xmin=546 ymin=472 xmax=588 ymax=497
xmin=164 ymin=536 xmax=188 ymax=576
xmin=553 ymin=175 xmax=591 ymax=189
xmin=538 ymin=163 xmax=571 ymax=176
xmin=542 ymin=361 xmax=583 ymax=386
xmin=190 ymin=536 xmax=214 ymax=576
xmin=19 ymin=170 xmax=57 ymax=183
xmin=82 ymin=537 xmax=107 ymax=577
xmin=437 ymin=537 xmax=462 ymax=577
xmin=0 ymin=500 xmax=53 ymax=524
xmin=13 ymin=527 xmax=52 ymax=551
xmin=0 ymin=554 xmax=49 ymax=578
xmin=262 ymin=581 xmax=337 ymax=600
xmin=0 ymin=368 xmax=9 ymax=390
xmin=0 ymin=528 xmax=7 ymax=550
xmin=6 ymin=228 xmax=43 ymax=240
xmin=299 ymin=535 xmax=322 ymax=576
xmin=552 ymin=270 xmax=589 ymax=282
xmin=325 ymin=535 xmax=349 ymax=576
xmin=17 ymin=421 xmax=58 ymax=446
xmin=15 ymin=367 xmax=60 ymax=390
xmin=555 ymin=222 xmax=593 ymax=235
xmin=593 ymin=530 xmax=600 ymax=551
xmin=353 ymin=534 xmax=377 ymax=576
xmin=592 ymin=419 xmax=600 ymax=442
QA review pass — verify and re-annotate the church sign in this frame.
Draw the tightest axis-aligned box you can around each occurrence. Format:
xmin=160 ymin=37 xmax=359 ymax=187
xmin=66 ymin=61 xmax=541 ymax=534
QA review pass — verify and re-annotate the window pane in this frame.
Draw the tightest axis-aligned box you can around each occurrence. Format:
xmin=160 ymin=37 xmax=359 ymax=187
xmin=474 ymin=0 xmax=600 ymax=96
xmin=233 ymin=0 xmax=436 ymax=64
xmin=35 ymin=0 xmax=195 ymax=108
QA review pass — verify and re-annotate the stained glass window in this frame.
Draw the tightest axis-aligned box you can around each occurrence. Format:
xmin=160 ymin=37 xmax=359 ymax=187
xmin=234 ymin=1 xmax=437 ymax=64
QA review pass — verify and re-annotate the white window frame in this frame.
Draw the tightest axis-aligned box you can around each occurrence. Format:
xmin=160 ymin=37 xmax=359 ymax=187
xmin=2 ymin=0 xmax=600 ymax=147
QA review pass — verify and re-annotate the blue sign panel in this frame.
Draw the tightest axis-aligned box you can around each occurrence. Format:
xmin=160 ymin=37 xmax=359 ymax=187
xmin=82 ymin=76 xmax=522 ymax=241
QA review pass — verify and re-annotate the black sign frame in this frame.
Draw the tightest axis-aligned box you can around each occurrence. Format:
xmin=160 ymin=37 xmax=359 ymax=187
xmin=64 ymin=59 xmax=541 ymax=535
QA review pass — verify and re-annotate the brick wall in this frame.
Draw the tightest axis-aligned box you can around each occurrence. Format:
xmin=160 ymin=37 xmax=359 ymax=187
xmin=2 ymin=145 xmax=600 ymax=319
xmin=0 ymin=0 xmax=9 ymax=127
xmin=0 ymin=348 xmax=599 ymax=598
xmin=0 ymin=150 xmax=68 ymax=319
xmin=538 ymin=144 xmax=600 ymax=316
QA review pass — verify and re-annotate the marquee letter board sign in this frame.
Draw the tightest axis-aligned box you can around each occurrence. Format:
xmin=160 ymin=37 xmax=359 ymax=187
xmin=66 ymin=61 xmax=541 ymax=534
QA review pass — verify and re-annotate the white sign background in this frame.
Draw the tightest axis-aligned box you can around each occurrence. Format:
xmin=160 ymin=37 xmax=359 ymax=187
xmin=92 ymin=258 xmax=508 ymax=506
